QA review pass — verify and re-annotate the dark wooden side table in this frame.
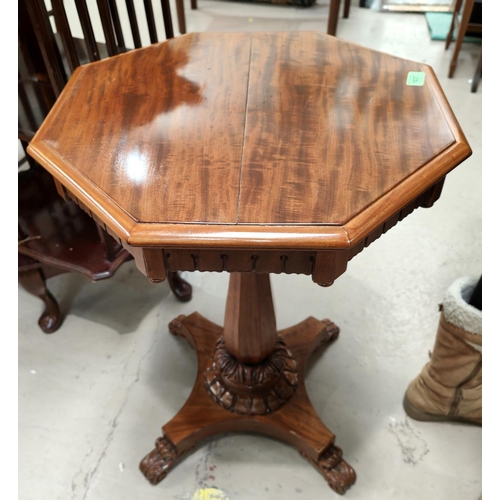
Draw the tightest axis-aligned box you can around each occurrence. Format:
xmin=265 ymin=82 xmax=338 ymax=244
xmin=28 ymin=32 xmax=471 ymax=495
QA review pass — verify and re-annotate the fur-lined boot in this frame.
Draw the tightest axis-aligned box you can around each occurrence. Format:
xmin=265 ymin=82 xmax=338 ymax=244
xmin=403 ymin=276 xmax=482 ymax=425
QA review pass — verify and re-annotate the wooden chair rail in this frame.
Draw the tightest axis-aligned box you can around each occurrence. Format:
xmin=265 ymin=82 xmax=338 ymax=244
xmin=25 ymin=0 xmax=178 ymax=96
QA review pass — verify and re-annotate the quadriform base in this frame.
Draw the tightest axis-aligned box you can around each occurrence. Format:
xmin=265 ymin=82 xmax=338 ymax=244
xmin=139 ymin=274 xmax=356 ymax=495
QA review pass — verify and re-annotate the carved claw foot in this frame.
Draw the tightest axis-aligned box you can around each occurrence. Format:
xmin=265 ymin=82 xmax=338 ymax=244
xmin=168 ymin=315 xmax=196 ymax=349
xmin=168 ymin=315 xmax=187 ymax=336
xmin=140 ymin=437 xmax=179 ymax=485
xmin=312 ymin=319 xmax=340 ymax=353
xmin=301 ymin=444 xmax=355 ymax=495
xmin=322 ymin=319 xmax=340 ymax=342
xmin=318 ymin=445 xmax=356 ymax=495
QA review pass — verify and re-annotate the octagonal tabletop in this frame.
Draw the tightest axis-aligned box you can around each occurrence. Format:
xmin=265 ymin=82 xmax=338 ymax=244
xmin=29 ymin=31 xmax=471 ymax=251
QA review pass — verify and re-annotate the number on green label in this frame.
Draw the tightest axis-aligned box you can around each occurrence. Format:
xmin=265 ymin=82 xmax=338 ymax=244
xmin=406 ymin=72 xmax=426 ymax=86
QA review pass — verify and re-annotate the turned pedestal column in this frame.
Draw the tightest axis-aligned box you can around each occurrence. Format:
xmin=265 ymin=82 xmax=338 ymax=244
xmin=224 ymin=273 xmax=277 ymax=364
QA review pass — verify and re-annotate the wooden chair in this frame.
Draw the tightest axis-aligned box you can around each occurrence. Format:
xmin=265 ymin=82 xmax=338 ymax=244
xmin=176 ymin=0 xmax=194 ymax=34
xmin=471 ymin=46 xmax=481 ymax=92
xmin=19 ymin=0 xmax=192 ymax=333
xmin=328 ymin=0 xmax=351 ymax=36
xmin=185 ymin=0 xmax=350 ymax=38
xmin=446 ymin=0 xmax=482 ymax=79
xmin=186 ymin=0 xmax=349 ymax=38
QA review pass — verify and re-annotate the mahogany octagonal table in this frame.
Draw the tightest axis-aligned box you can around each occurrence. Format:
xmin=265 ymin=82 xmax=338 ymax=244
xmin=28 ymin=31 xmax=471 ymax=495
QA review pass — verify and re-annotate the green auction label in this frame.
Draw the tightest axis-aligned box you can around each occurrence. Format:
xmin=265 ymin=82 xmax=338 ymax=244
xmin=406 ymin=71 xmax=426 ymax=86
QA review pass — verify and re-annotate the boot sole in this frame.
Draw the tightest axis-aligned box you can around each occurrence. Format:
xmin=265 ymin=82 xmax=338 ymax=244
xmin=403 ymin=393 xmax=481 ymax=426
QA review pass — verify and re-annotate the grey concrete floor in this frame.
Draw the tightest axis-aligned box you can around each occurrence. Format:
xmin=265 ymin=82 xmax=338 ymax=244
xmin=19 ymin=3 xmax=481 ymax=500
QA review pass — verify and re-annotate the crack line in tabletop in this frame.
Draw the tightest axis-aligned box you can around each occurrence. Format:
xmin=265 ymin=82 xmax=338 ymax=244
xmin=236 ymin=35 xmax=253 ymax=225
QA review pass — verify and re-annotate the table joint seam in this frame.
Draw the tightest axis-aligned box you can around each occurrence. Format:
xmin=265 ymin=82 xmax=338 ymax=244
xmin=236 ymin=34 xmax=253 ymax=225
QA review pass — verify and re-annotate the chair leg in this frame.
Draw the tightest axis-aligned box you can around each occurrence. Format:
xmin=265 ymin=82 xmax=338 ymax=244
xmin=445 ymin=0 xmax=462 ymax=50
xmin=343 ymin=0 xmax=350 ymax=19
xmin=448 ymin=0 xmax=475 ymax=78
xmin=175 ymin=0 xmax=186 ymax=35
xmin=471 ymin=49 xmax=482 ymax=92
xmin=19 ymin=268 xmax=63 ymax=333
xmin=190 ymin=0 xmax=197 ymax=10
xmin=20 ymin=140 xmax=40 ymax=170
xmin=328 ymin=0 xmax=341 ymax=36
xmin=167 ymin=271 xmax=192 ymax=302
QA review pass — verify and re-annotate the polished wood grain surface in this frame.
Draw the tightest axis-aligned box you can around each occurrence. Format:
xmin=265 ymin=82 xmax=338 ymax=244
xmin=28 ymin=31 xmax=471 ymax=253
xmin=239 ymin=32 xmax=454 ymax=224
xmin=35 ymin=33 xmax=250 ymax=224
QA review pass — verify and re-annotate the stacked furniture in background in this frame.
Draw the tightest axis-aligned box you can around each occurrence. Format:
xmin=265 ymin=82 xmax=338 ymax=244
xmin=18 ymin=0 xmax=192 ymax=333
xmin=446 ymin=0 xmax=482 ymax=91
